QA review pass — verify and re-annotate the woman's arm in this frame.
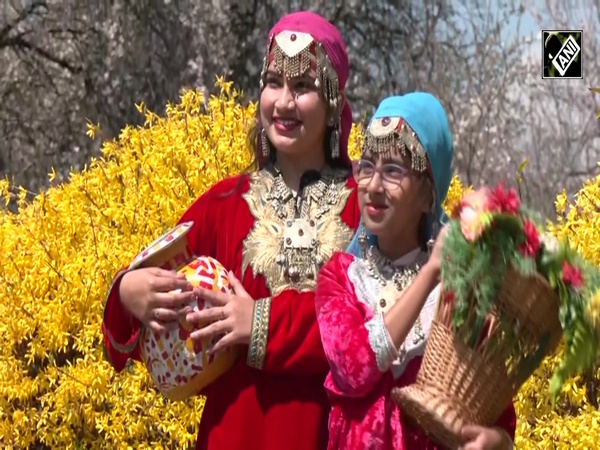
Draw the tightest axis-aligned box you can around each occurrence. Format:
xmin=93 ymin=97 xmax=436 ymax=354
xmin=101 ymin=177 xmax=226 ymax=371
xmin=316 ymin=252 xmax=441 ymax=398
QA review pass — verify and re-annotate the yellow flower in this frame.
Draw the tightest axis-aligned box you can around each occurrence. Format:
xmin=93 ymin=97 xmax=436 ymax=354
xmin=443 ymin=176 xmax=470 ymax=215
xmin=85 ymin=120 xmax=100 ymax=140
xmin=585 ymin=289 xmax=600 ymax=333
xmin=555 ymin=189 xmax=568 ymax=216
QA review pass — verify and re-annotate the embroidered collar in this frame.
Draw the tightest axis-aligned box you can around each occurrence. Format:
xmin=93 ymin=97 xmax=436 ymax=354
xmin=364 ymin=244 xmax=429 ymax=293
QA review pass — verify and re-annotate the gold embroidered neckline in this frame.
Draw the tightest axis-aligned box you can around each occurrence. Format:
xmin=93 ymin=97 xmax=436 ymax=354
xmin=265 ymin=165 xmax=345 ymax=219
xmin=241 ymin=165 xmax=354 ymax=294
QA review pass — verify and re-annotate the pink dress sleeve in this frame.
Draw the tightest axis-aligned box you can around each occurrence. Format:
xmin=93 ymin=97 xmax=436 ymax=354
xmin=495 ymin=400 xmax=517 ymax=442
xmin=315 ymin=252 xmax=396 ymax=398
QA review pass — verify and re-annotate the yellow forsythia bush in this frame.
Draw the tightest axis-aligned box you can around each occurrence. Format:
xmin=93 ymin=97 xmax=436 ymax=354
xmin=0 ymin=79 xmax=598 ymax=449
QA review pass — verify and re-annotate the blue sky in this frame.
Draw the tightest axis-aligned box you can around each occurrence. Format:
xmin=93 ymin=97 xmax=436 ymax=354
xmin=506 ymin=10 xmax=537 ymax=38
xmin=451 ymin=1 xmax=539 ymax=41
xmin=454 ymin=0 xmax=591 ymax=64
xmin=501 ymin=4 xmax=537 ymax=38
xmin=496 ymin=0 xmax=588 ymax=39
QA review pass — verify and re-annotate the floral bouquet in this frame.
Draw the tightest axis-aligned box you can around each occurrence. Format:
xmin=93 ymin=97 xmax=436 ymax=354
xmin=393 ymin=182 xmax=600 ymax=448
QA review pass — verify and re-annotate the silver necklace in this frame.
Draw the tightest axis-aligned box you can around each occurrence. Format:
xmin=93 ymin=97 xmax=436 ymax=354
xmin=266 ymin=165 xmax=343 ymax=220
xmin=365 ymin=246 xmax=427 ymax=344
xmin=266 ymin=165 xmax=347 ymax=283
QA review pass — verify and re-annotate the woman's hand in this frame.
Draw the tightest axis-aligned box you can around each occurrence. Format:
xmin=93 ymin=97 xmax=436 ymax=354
xmin=458 ymin=425 xmax=513 ymax=450
xmin=186 ymin=271 xmax=254 ymax=354
xmin=118 ymin=267 xmax=195 ymax=333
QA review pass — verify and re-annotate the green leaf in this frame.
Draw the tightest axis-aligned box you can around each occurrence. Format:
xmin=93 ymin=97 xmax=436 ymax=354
xmin=517 ymin=158 xmax=530 ymax=174
xmin=516 ymin=159 xmax=529 ymax=185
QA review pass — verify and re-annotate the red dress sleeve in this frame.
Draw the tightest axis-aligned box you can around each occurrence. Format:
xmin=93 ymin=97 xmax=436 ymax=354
xmin=101 ymin=177 xmax=236 ymax=371
xmin=101 ymin=270 xmax=142 ymax=371
xmin=314 ymin=252 xmax=387 ymax=398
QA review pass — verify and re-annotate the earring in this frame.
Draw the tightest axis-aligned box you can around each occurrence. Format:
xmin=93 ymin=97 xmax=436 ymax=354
xmin=330 ymin=123 xmax=340 ymax=159
xmin=427 ymin=237 xmax=435 ymax=254
xmin=358 ymin=223 xmax=368 ymax=258
xmin=261 ymin=128 xmax=270 ymax=158
xmin=427 ymin=220 xmax=439 ymax=255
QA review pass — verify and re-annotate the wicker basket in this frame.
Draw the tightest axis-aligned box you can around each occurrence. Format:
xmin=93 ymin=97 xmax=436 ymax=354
xmin=392 ymin=266 xmax=562 ymax=449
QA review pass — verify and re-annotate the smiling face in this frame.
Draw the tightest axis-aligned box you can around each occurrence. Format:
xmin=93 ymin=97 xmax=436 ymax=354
xmin=259 ymin=60 xmax=329 ymax=159
xmin=355 ymin=122 xmax=434 ymax=243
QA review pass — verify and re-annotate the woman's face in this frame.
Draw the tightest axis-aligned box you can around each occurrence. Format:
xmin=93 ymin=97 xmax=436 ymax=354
xmin=356 ymin=147 xmax=432 ymax=241
xmin=259 ymin=59 xmax=329 ymax=159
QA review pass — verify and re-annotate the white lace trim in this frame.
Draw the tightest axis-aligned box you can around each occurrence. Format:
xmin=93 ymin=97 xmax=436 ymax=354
xmin=348 ymin=257 xmax=441 ymax=379
xmin=365 ymin=313 xmax=399 ymax=371
xmin=391 ymin=283 xmax=440 ymax=378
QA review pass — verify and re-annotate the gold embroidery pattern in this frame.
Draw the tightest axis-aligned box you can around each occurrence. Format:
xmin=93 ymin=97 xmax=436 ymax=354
xmin=363 ymin=117 xmax=428 ymax=172
xmin=247 ymin=297 xmax=272 ymax=370
xmin=241 ymin=167 xmax=354 ymax=296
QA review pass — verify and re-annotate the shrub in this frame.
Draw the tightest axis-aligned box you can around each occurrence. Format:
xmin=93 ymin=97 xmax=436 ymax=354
xmin=0 ymin=79 xmax=598 ymax=449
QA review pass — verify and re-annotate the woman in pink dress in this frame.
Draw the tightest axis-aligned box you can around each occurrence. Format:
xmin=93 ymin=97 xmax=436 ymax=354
xmin=315 ymin=93 xmax=517 ymax=450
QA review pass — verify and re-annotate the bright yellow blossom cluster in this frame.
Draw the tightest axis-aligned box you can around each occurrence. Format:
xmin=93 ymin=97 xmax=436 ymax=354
xmin=586 ymin=289 xmax=600 ymax=332
xmin=0 ymin=80 xmax=598 ymax=449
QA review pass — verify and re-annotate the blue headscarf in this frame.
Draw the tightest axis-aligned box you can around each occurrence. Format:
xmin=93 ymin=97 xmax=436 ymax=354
xmin=346 ymin=92 xmax=454 ymax=256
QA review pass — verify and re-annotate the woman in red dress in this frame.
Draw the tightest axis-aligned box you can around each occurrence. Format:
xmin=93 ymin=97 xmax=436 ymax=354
xmin=101 ymin=11 xmax=361 ymax=450
xmin=315 ymin=93 xmax=517 ymax=450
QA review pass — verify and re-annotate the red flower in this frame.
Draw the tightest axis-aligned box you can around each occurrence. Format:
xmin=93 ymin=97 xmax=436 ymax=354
xmin=451 ymin=202 xmax=462 ymax=219
xmin=518 ymin=220 xmax=541 ymax=258
xmin=487 ymin=182 xmax=520 ymax=214
xmin=442 ymin=291 xmax=455 ymax=306
xmin=562 ymin=262 xmax=583 ymax=288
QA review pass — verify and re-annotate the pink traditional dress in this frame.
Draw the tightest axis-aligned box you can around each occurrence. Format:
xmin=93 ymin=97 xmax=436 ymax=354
xmin=316 ymin=91 xmax=517 ymax=450
xmin=315 ymin=247 xmax=517 ymax=450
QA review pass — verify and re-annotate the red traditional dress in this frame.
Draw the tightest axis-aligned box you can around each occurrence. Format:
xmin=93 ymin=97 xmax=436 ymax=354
xmin=315 ymin=249 xmax=517 ymax=450
xmin=102 ymin=167 xmax=360 ymax=450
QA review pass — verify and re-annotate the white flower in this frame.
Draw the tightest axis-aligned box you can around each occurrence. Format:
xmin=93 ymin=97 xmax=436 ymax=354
xmin=541 ymin=233 xmax=560 ymax=253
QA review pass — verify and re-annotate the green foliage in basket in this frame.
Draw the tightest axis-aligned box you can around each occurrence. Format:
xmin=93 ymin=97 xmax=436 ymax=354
xmin=439 ymin=182 xmax=600 ymax=405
